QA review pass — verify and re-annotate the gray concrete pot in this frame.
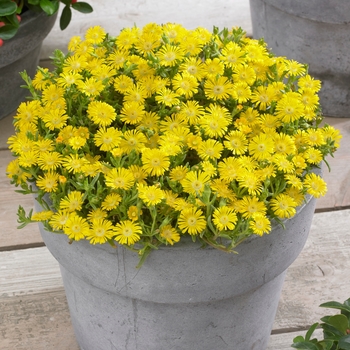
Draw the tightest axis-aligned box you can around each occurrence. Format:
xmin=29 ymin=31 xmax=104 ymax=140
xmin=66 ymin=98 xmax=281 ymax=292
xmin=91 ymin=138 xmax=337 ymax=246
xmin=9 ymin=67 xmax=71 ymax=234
xmin=0 ymin=10 xmax=57 ymax=120
xmin=37 ymin=192 xmax=316 ymax=350
xmin=249 ymin=0 xmax=350 ymax=118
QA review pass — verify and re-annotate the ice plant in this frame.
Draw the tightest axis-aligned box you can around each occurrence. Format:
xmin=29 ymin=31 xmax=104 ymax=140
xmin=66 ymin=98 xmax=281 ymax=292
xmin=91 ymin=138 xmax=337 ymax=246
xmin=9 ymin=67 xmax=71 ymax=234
xmin=6 ymin=24 xmax=341 ymax=264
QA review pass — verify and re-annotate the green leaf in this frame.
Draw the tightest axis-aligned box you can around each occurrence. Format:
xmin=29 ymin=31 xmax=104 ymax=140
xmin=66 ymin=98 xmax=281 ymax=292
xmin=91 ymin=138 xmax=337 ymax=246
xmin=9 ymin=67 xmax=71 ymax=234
xmin=39 ymin=0 xmax=59 ymax=15
xmin=326 ymin=315 xmax=349 ymax=335
xmin=291 ymin=341 xmax=320 ymax=350
xmin=0 ymin=23 xmax=18 ymax=40
xmin=320 ymin=301 xmax=350 ymax=314
xmin=60 ymin=4 xmax=71 ymax=30
xmin=305 ymin=323 xmax=320 ymax=341
xmin=72 ymin=2 xmax=93 ymax=13
xmin=339 ymin=335 xmax=350 ymax=350
xmin=293 ymin=336 xmax=306 ymax=343
xmin=318 ymin=340 xmax=335 ymax=350
xmin=0 ymin=1 xmax=17 ymax=16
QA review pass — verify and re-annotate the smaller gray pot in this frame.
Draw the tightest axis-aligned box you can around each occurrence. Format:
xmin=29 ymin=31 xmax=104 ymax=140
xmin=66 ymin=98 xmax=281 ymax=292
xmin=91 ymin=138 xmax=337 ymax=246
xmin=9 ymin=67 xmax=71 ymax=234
xmin=0 ymin=10 xmax=57 ymax=120
xmin=249 ymin=0 xmax=350 ymax=117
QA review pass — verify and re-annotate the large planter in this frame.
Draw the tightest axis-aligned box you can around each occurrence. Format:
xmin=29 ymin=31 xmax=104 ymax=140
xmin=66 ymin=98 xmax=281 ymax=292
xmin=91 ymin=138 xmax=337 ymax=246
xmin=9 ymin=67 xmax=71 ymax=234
xmin=0 ymin=10 xmax=57 ymax=120
xmin=249 ymin=0 xmax=350 ymax=118
xmin=37 ymin=194 xmax=317 ymax=350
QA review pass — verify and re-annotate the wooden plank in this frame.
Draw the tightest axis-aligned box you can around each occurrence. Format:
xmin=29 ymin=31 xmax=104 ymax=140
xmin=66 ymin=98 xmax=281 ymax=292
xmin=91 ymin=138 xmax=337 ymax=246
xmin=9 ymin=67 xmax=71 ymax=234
xmin=0 ymin=150 xmax=43 ymax=250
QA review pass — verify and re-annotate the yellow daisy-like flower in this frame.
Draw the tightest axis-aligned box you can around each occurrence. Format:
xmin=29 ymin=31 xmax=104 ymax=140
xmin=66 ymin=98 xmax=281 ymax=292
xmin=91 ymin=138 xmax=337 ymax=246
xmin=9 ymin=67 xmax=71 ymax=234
xmin=248 ymin=133 xmax=275 ymax=161
xmin=178 ymin=207 xmax=206 ymax=235
xmin=181 ymin=170 xmax=210 ymax=195
xmin=204 ymin=76 xmax=234 ymax=101
xmin=137 ymin=184 xmax=165 ymax=206
xmin=87 ymin=101 xmax=116 ymax=127
xmin=120 ymin=102 xmax=145 ymax=125
xmin=160 ymin=225 xmax=180 ymax=245
xmin=180 ymin=57 xmax=206 ymax=80
xmin=298 ymin=74 xmax=321 ymax=92
xmin=275 ymin=93 xmax=304 ymax=123
xmin=37 ymin=151 xmax=63 ymax=171
xmin=198 ymin=139 xmax=224 ymax=160
xmin=155 ymin=88 xmax=180 ymax=107
xmin=41 ymin=108 xmax=69 ymax=131
xmin=94 ymin=127 xmax=122 ymax=152
xmin=36 ymin=172 xmax=60 ymax=193
xmin=224 ymin=130 xmax=248 ymax=155
xmin=141 ymin=148 xmax=170 ymax=176
xmin=204 ymin=58 xmax=225 ymax=78
xmin=62 ymin=154 xmax=89 ymax=174
xmin=212 ymin=206 xmax=237 ymax=231
xmin=304 ymin=173 xmax=327 ymax=198
xmin=77 ymin=77 xmax=104 ymax=97
xmin=49 ymin=210 xmax=70 ymax=231
xmin=85 ymin=25 xmax=106 ymax=44
xmin=101 ymin=193 xmax=122 ymax=211
xmin=271 ymin=194 xmax=297 ymax=219
xmin=64 ymin=213 xmax=90 ymax=241
xmin=172 ymin=73 xmax=198 ymax=98
xmin=60 ymin=191 xmax=84 ymax=212
xmin=237 ymin=170 xmax=263 ymax=196
xmin=86 ymin=219 xmax=116 ymax=244
xmin=115 ymin=220 xmax=142 ymax=245
xmin=249 ymin=214 xmax=271 ymax=236
xmin=157 ymin=44 xmax=184 ymax=67
xmin=239 ymin=196 xmax=267 ymax=219
xmin=31 ymin=210 xmax=54 ymax=222
xmin=304 ymin=148 xmax=323 ymax=165
xmin=127 ymin=206 xmax=141 ymax=222
xmin=6 ymin=159 xmax=31 ymax=184
xmin=105 ymin=167 xmax=135 ymax=190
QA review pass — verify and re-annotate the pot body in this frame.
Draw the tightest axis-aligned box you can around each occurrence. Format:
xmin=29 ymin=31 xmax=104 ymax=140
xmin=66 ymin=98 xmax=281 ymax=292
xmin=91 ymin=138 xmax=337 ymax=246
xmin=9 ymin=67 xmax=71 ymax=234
xmin=0 ymin=10 xmax=57 ymax=120
xmin=249 ymin=0 xmax=350 ymax=117
xmin=38 ymin=196 xmax=316 ymax=350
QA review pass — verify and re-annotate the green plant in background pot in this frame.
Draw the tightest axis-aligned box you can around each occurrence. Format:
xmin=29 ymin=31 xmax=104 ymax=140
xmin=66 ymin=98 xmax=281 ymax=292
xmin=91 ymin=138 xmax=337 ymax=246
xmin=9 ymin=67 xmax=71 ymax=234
xmin=292 ymin=298 xmax=350 ymax=349
xmin=0 ymin=0 xmax=93 ymax=120
xmin=6 ymin=24 xmax=341 ymax=349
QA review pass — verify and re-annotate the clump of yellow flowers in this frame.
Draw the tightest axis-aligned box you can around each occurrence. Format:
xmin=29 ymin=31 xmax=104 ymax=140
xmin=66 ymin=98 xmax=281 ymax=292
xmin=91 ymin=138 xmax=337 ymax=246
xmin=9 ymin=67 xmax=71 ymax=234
xmin=7 ymin=24 xmax=341 ymax=263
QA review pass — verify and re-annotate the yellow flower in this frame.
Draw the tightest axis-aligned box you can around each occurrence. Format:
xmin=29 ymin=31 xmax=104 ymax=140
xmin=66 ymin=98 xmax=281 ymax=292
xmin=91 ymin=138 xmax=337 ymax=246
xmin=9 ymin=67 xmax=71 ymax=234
xmin=50 ymin=210 xmax=70 ymax=231
xmin=141 ymin=148 xmax=170 ymax=176
xmin=271 ymin=194 xmax=297 ymax=219
xmin=94 ymin=127 xmax=122 ymax=152
xmin=31 ymin=210 xmax=54 ymax=222
xmin=248 ymin=133 xmax=275 ymax=161
xmin=213 ymin=206 xmax=237 ymax=231
xmin=204 ymin=58 xmax=225 ymax=78
xmin=178 ymin=207 xmax=206 ymax=235
xmin=120 ymin=102 xmax=145 ymax=124
xmin=36 ymin=172 xmax=60 ymax=192
xmin=127 ymin=206 xmax=141 ymax=222
xmin=204 ymin=76 xmax=234 ymax=101
xmin=60 ymin=191 xmax=84 ymax=212
xmin=249 ymin=214 xmax=271 ymax=236
xmin=224 ymin=130 xmax=248 ymax=155
xmin=155 ymin=88 xmax=180 ymax=107
xmin=275 ymin=92 xmax=304 ymax=123
xmin=138 ymin=184 xmax=165 ymax=206
xmin=198 ymin=139 xmax=223 ymax=160
xmin=115 ymin=220 xmax=142 ymax=245
xmin=86 ymin=219 xmax=116 ymax=244
xmin=77 ymin=77 xmax=104 ymax=97
xmin=64 ymin=213 xmax=90 ymax=241
xmin=101 ymin=193 xmax=122 ymax=211
xmin=182 ymin=171 xmax=210 ymax=195
xmin=157 ymin=44 xmax=184 ymax=66
xmin=105 ymin=167 xmax=135 ymax=190
xmin=304 ymin=173 xmax=327 ymax=198
xmin=87 ymin=101 xmax=117 ymax=127
xmin=85 ymin=25 xmax=106 ymax=44
xmin=239 ymin=196 xmax=267 ymax=219
xmin=160 ymin=225 xmax=180 ymax=245
xmin=172 ymin=73 xmax=198 ymax=98
xmin=6 ymin=159 xmax=30 ymax=184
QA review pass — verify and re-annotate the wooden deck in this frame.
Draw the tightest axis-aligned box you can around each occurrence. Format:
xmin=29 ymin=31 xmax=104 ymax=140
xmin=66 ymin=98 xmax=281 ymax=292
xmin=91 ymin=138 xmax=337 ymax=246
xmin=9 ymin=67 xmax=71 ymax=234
xmin=1 ymin=109 xmax=350 ymax=348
